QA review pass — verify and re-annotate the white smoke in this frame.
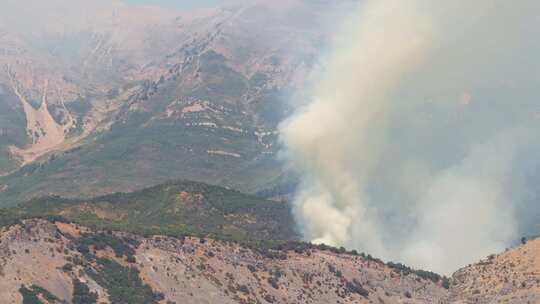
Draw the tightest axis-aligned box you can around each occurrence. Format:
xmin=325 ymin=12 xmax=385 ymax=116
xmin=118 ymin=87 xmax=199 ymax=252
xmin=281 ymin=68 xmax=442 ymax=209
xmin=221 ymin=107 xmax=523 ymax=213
xmin=281 ymin=0 xmax=540 ymax=274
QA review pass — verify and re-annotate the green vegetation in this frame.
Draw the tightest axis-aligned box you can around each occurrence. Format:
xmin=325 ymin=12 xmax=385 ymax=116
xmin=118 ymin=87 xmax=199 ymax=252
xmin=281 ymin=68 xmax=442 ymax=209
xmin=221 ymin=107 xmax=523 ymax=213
xmin=0 ymin=47 xmax=290 ymax=206
xmin=19 ymin=285 xmax=61 ymax=304
xmin=0 ymin=208 xmax=20 ymax=228
xmin=345 ymin=279 xmax=369 ymax=298
xmin=70 ymin=234 xmax=156 ymax=303
xmin=3 ymin=185 xmax=447 ymax=291
xmin=192 ymin=55 xmax=247 ymax=100
xmin=19 ymin=286 xmax=41 ymax=304
xmin=87 ymin=258 xmax=157 ymax=304
xmin=0 ymin=103 xmax=283 ymax=206
xmin=74 ymin=232 xmax=139 ymax=262
xmin=386 ymin=261 xmax=448 ymax=287
xmin=0 ymin=180 xmax=297 ymax=243
xmin=0 ymin=88 xmax=29 ymax=173
xmin=72 ymin=279 xmax=98 ymax=304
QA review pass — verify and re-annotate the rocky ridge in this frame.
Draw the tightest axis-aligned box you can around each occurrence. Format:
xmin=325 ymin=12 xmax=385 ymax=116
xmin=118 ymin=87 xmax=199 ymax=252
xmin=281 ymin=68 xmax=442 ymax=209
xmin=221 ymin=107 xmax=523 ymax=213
xmin=1 ymin=219 xmax=539 ymax=303
xmin=0 ymin=220 xmax=449 ymax=304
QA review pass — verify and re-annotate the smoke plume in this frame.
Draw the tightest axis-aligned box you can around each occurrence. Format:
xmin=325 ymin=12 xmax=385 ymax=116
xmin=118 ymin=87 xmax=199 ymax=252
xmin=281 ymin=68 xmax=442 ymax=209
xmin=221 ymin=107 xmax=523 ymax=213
xmin=280 ymin=0 xmax=540 ymax=274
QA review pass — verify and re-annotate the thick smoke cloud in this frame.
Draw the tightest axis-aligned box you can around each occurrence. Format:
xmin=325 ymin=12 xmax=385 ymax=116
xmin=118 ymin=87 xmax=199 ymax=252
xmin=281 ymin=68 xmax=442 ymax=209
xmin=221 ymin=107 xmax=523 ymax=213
xmin=280 ymin=0 xmax=540 ymax=274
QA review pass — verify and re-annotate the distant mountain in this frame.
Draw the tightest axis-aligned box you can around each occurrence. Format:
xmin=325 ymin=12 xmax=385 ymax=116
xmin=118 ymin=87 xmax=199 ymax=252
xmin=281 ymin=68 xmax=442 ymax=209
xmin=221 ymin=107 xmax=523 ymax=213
xmin=0 ymin=0 xmax=350 ymax=205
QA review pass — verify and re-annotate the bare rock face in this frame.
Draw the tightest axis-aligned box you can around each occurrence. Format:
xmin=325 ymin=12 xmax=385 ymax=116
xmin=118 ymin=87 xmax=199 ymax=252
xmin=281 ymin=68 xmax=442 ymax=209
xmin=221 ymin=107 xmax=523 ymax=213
xmin=0 ymin=220 xmax=452 ymax=304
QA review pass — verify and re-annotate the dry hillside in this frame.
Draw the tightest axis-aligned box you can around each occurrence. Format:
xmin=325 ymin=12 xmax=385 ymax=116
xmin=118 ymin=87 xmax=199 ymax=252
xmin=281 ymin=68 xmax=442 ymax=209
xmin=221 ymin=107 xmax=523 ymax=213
xmin=0 ymin=219 xmax=451 ymax=304
xmin=1 ymin=219 xmax=539 ymax=303
xmin=450 ymin=237 xmax=540 ymax=303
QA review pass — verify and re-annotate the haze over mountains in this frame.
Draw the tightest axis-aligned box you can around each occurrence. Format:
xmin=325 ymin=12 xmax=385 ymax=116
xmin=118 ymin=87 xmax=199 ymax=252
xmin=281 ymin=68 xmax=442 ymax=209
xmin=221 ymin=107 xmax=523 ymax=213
xmin=0 ymin=1 xmax=540 ymax=302
xmin=0 ymin=0 xmax=354 ymax=204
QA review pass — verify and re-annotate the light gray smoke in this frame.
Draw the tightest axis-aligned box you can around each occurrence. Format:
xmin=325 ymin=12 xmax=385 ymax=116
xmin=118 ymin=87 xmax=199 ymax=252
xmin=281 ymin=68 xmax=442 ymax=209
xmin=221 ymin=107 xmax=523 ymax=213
xmin=280 ymin=0 xmax=540 ymax=274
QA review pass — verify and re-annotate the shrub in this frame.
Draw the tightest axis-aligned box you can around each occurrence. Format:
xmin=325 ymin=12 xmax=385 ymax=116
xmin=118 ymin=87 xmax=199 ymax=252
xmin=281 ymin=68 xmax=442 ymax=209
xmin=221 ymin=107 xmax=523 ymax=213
xmin=19 ymin=285 xmax=60 ymax=304
xmin=19 ymin=285 xmax=42 ymax=304
xmin=62 ymin=263 xmax=74 ymax=272
xmin=268 ymin=277 xmax=279 ymax=289
xmin=126 ymin=254 xmax=137 ymax=263
xmin=237 ymin=285 xmax=250 ymax=294
xmin=346 ymin=279 xmax=369 ymax=298
xmin=73 ymin=279 xmax=98 ymax=304
xmin=75 ymin=233 xmax=139 ymax=259
xmin=88 ymin=258 xmax=157 ymax=304
xmin=442 ymin=277 xmax=450 ymax=289
xmin=386 ymin=262 xmax=442 ymax=284
xmin=264 ymin=294 xmax=275 ymax=303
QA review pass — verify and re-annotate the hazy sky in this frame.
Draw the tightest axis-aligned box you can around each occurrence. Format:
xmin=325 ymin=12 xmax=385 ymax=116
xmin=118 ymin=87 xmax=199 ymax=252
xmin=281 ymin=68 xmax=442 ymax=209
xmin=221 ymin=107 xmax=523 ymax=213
xmin=125 ymin=0 xmax=222 ymax=9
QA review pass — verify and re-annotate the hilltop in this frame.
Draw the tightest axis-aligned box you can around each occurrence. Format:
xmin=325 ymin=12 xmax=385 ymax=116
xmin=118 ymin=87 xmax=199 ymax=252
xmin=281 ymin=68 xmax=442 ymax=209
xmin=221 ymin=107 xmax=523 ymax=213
xmin=0 ymin=180 xmax=298 ymax=243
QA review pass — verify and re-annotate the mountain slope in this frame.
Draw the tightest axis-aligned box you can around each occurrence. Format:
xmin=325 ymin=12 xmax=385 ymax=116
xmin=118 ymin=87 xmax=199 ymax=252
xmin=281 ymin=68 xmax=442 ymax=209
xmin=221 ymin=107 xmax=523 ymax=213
xmin=0 ymin=0 xmax=351 ymax=205
xmin=450 ymin=237 xmax=540 ymax=303
xmin=0 ymin=219 xmax=450 ymax=304
xmin=0 ymin=180 xmax=298 ymax=242
xmin=0 ymin=0 xmax=188 ymax=170
xmin=1 ymin=180 xmax=538 ymax=303
xmin=1 ymin=219 xmax=538 ymax=303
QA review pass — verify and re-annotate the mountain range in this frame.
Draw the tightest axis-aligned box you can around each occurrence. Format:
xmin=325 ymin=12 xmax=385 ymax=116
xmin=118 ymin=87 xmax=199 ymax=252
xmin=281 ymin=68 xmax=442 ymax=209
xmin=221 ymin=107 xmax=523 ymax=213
xmin=0 ymin=1 xmax=539 ymax=303
xmin=0 ymin=0 xmax=354 ymax=204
